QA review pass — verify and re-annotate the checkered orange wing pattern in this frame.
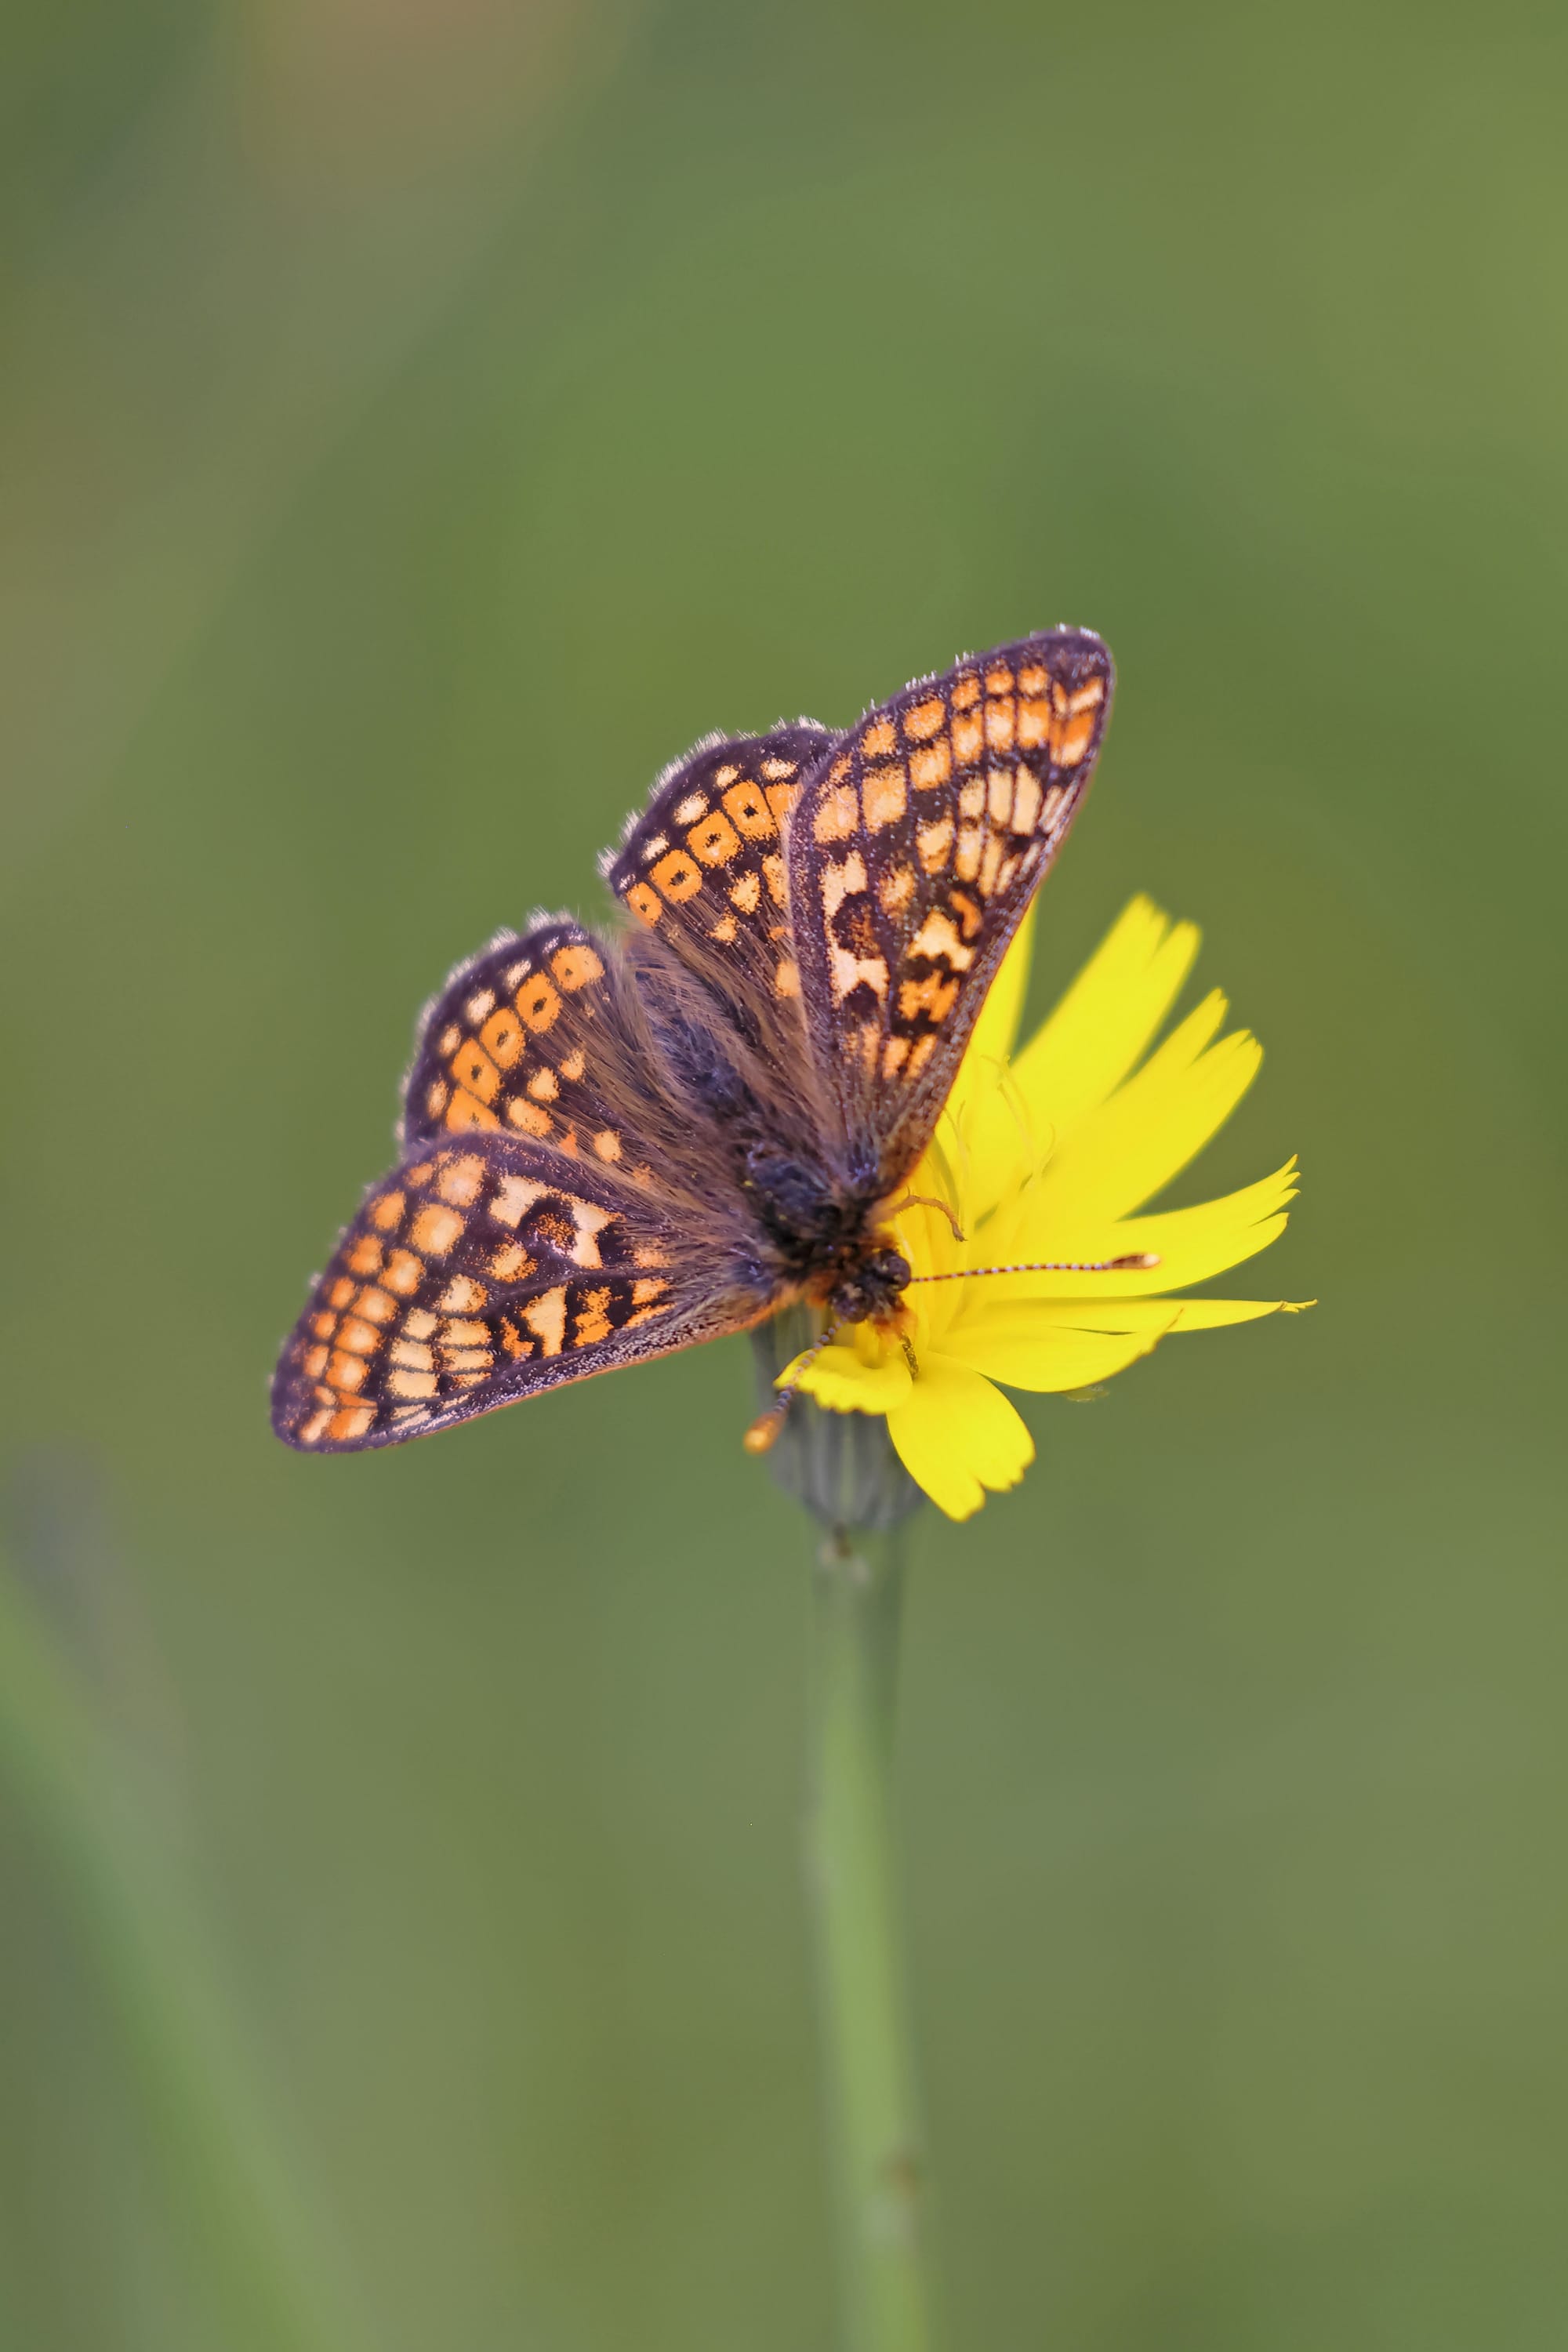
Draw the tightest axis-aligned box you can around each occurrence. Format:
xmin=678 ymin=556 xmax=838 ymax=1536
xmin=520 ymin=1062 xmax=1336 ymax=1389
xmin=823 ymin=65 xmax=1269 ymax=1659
xmin=402 ymin=916 xmax=662 ymax=1181
xmin=601 ymin=724 xmax=837 ymax=1031
xmin=786 ymin=630 xmax=1113 ymax=1184
xmin=271 ymin=1138 xmax=750 ymax=1450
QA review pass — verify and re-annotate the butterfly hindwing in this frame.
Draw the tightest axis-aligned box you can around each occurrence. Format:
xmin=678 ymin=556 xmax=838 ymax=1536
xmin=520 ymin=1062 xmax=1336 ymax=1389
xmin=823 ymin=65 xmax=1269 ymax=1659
xmin=785 ymin=629 xmax=1113 ymax=1185
xmin=601 ymin=724 xmax=838 ymax=1025
xmin=271 ymin=1135 xmax=753 ymax=1451
xmin=401 ymin=915 xmax=663 ymax=1182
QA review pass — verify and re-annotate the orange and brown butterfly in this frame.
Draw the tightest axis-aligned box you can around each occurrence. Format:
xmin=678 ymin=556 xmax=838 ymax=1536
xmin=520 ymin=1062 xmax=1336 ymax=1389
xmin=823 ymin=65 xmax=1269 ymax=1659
xmin=271 ymin=630 xmax=1115 ymax=1452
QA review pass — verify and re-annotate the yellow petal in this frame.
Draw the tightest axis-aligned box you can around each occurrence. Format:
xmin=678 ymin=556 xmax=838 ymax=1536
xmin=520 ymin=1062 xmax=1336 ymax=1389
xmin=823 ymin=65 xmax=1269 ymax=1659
xmin=1006 ymin=896 xmax=1200 ymax=1156
xmin=943 ymin=1312 xmax=1174 ymax=1392
xmin=886 ymin=1354 xmax=1034 ymax=1521
xmin=971 ymin=1294 xmax=1312 ymax=1338
xmin=1022 ymin=991 xmax=1261 ymax=1224
xmin=964 ymin=1160 xmax=1299 ymax=1305
xmin=794 ymin=1341 xmax=913 ymax=1414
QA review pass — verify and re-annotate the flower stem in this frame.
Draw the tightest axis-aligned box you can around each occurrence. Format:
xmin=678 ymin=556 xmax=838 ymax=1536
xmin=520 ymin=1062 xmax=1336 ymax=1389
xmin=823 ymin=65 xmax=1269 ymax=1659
xmin=807 ymin=1520 xmax=938 ymax=2352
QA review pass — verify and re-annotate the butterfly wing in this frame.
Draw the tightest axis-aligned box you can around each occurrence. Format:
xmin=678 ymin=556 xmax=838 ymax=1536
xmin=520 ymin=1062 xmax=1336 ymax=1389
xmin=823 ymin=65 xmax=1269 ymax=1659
xmin=601 ymin=724 xmax=837 ymax=1044
xmin=271 ymin=1135 xmax=764 ymax=1451
xmin=785 ymin=630 xmax=1113 ymax=1186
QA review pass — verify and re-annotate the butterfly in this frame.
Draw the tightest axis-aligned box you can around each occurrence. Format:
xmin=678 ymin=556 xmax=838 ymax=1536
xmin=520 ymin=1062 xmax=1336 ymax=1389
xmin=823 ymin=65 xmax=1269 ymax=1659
xmin=271 ymin=630 xmax=1119 ymax=1453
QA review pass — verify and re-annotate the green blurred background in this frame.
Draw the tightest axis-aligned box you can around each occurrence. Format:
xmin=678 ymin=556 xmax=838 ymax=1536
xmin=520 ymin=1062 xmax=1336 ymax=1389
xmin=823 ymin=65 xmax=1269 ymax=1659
xmin=2 ymin=1 xmax=1564 ymax=2345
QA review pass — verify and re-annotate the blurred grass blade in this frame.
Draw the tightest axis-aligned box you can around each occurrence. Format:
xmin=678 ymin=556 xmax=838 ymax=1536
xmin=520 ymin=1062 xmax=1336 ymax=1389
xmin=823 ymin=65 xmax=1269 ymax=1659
xmin=0 ymin=1544 xmax=374 ymax=2352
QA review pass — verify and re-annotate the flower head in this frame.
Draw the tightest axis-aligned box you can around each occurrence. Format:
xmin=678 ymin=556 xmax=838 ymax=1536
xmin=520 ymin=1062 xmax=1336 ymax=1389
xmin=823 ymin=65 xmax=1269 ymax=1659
xmin=781 ymin=896 xmax=1311 ymax=1520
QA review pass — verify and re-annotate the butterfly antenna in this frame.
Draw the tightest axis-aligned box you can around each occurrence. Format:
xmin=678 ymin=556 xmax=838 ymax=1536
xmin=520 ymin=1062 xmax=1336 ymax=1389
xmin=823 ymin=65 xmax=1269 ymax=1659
xmin=910 ymin=1252 xmax=1160 ymax=1283
xmin=742 ymin=1318 xmax=842 ymax=1455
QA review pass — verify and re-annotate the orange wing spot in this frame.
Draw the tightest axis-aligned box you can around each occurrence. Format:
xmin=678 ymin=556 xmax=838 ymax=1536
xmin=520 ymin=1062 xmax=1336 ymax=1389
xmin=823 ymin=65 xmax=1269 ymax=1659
xmin=303 ymin=1345 xmax=330 ymax=1379
xmin=987 ymin=766 xmax=1014 ymax=824
xmin=480 ymin=1006 xmax=524 ymax=1069
xmin=949 ymin=888 xmax=984 ymax=940
xmin=916 ymin=816 xmax=954 ymax=873
xmin=1017 ymin=697 xmax=1049 ymax=749
xmin=688 ymin=811 xmax=742 ymax=866
xmin=984 ymin=699 xmax=1015 ymax=751
xmin=1053 ymin=711 xmax=1096 ymax=764
xmin=559 ymin=1047 xmax=586 ymax=1082
xmin=812 ymin=782 xmax=859 ymax=843
xmin=488 ymin=1242 xmax=535 ymax=1281
xmin=774 ymin=957 xmax=801 ymax=998
xmin=985 ymin=664 xmax=1015 ymax=695
xmin=760 ymin=756 xmax=798 ymax=781
xmin=714 ymin=764 xmax=741 ymax=787
xmin=631 ymin=1277 xmax=668 ymax=1305
xmin=710 ymin=912 xmax=739 ymax=944
xmin=721 ymin=779 xmax=775 ymax=839
xmin=435 ymin=1154 xmax=485 ymax=1207
xmin=552 ymin=942 xmax=604 ymax=992
xmin=862 ymin=718 xmax=897 ymax=760
xmin=327 ymin=1350 xmax=369 ymax=1391
xmin=909 ymin=908 xmax=975 ymax=971
xmin=950 ymin=673 xmax=982 ymax=711
xmin=673 ymin=792 xmax=708 ymax=824
xmin=443 ymin=1350 xmax=491 ymax=1377
xmin=405 ymin=1308 xmax=438 ymax=1338
xmin=626 ymin=881 xmax=662 ymax=925
xmin=909 ymin=739 xmax=951 ymax=790
xmin=439 ymin=1275 xmax=487 ymax=1312
xmin=507 ymin=1098 xmax=552 ymax=1136
xmin=523 ymin=1288 xmax=568 ymax=1356
xmin=1018 ymin=663 xmax=1047 ymax=694
xmin=1040 ymin=782 xmax=1067 ymax=825
xmin=406 ymin=1163 xmax=434 ymax=1187
xmin=310 ymin=1312 xmax=337 ymax=1341
xmin=728 ymin=869 xmax=761 ymax=913
xmin=516 ymin=972 xmax=562 ymax=1032
xmin=954 ymin=826 xmax=983 ymax=880
xmin=624 ymin=1303 xmax=671 ymax=1329
xmin=387 ymin=1369 xmax=438 ymax=1400
xmin=573 ymin=1287 xmax=614 ymax=1346
xmin=862 ymin=763 xmax=907 ymax=830
xmin=899 ymin=971 xmax=960 ymax=1023
xmin=592 ymin=1128 xmax=622 ymax=1162
xmin=1011 ymin=770 xmax=1042 ymax=833
xmin=764 ymin=780 xmax=800 ymax=823
xmin=437 ymin=1025 xmax=462 ymax=1056
xmin=952 ymin=712 xmax=983 ymax=764
xmin=442 ymin=1317 xmax=489 ymax=1346
xmin=347 ymin=1235 xmax=383 ymax=1276
xmin=464 ymin=989 xmax=496 ymax=1025
xmin=650 ymin=848 xmax=703 ymax=902
xmin=355 ymin=1287 xmax=397 ymax=1323
xmin=906 ymin=1035 xmax=937 ymax=1080
xmin=328 ymin=1406 xmax=375 ymax=1443
xmin=958 ymin=773 xmax=986 ymax=818
xmin=425 ymin=1082 xmax=450 ymax=1120
xmin=445 ymin=1090 xmax=501 ymax=1133
xmin=763 ymin=853 xmax=788 ymax=906
xmin=978 ymin=833 xmax=1006 ymax=896
xmin=449 ymin=1040 xmax=500 ymax=1104
xmin=336 ymin=1316 xmax=380 ymax=1356
xmin=526 ymin=1066 xmax=559 ymax=1101
xmin=1069 ymin=678 xmax=1106 ymax=713
xmin=409 ymin=1203 xmax=464 ymax=1256
xmin=878 ymin=862 xmax=916 ymax=916
xmin=369 ymin=1192 xmax=405 ymax=1232
xmin=390 ymin=1339 xmax=434 ymax=1370
xmin=882 ymin=1036 xmax=910 ymax=1076
xmin=328 ymin=1278 xmax=356 ymax=1309
xmin=903 ymin=696 xmax=946 ymax=742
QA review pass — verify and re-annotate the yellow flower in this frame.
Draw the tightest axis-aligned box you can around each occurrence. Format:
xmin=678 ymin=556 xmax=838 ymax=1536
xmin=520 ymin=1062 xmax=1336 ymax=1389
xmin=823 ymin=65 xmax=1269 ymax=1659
xmin=783 ymin=896 xmax=1312 ymax=1521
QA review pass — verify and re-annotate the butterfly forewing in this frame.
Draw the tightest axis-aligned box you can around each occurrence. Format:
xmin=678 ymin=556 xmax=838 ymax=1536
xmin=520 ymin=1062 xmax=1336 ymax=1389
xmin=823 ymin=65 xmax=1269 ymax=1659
xmin=785 ymin=630 xmax=1113 ymax=1186
xmin=271 ymin=1137 xmax=749 ymax=1451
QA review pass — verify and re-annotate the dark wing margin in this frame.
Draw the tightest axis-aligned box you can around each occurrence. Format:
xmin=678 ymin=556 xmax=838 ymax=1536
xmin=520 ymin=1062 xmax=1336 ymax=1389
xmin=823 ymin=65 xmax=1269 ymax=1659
xmin=271 ymin=1135 xmax=758 ymax=1452
xmin=784 ymin=629 xmax=1114 ymax=1186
